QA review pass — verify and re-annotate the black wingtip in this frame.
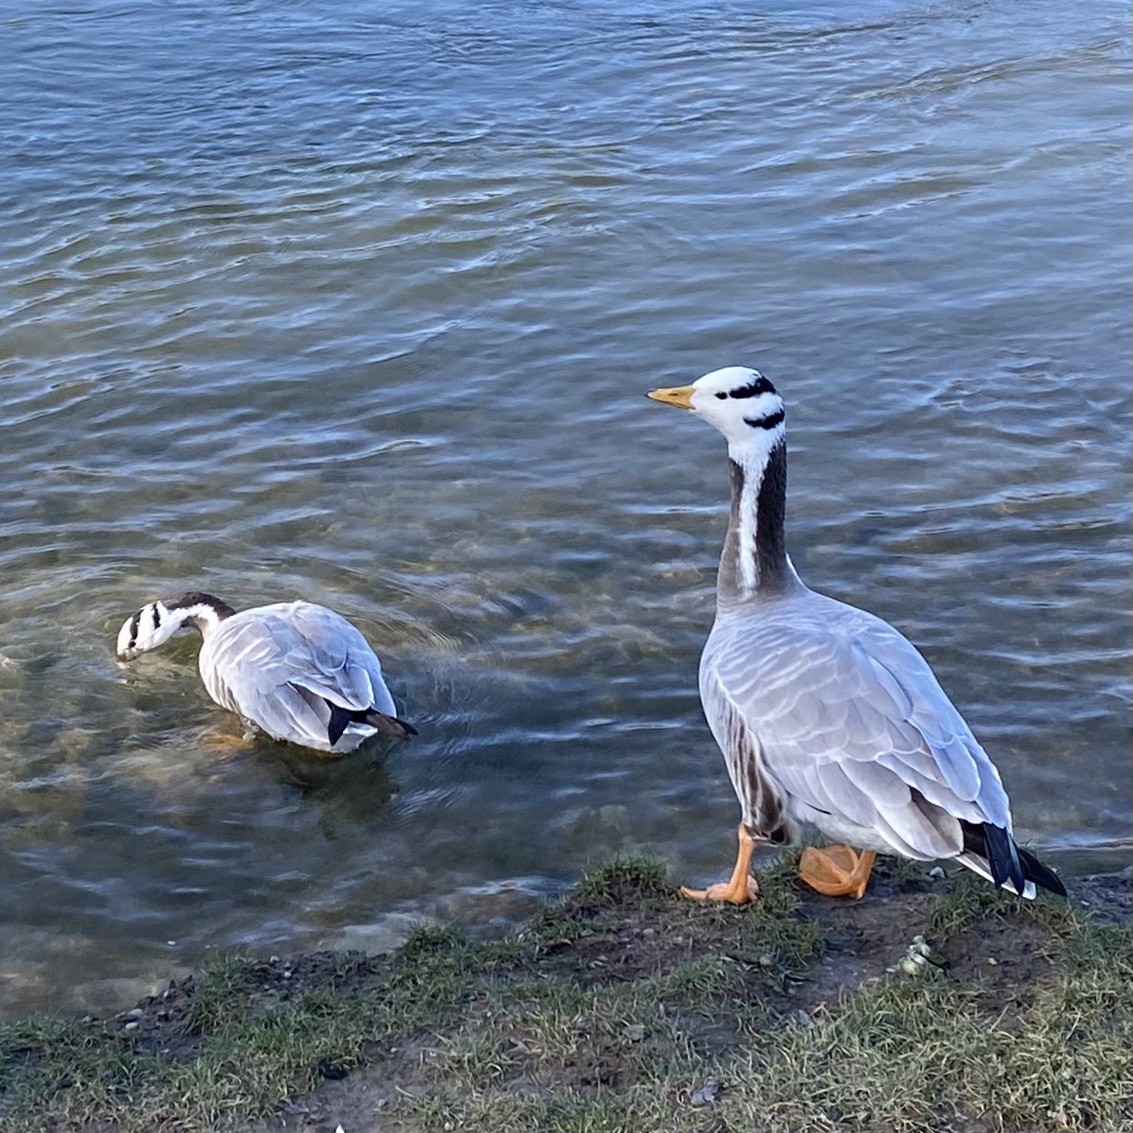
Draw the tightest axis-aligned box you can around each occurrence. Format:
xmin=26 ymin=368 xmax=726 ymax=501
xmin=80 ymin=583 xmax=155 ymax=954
xmin=326 ymin=703 xmax=352 ymax=747
xmin=325 ymin=703 xmax=418 ymax=747
xmin=963 ymin=821 xmax=1067 ymax=898
xmin=982 ymin=823 xmax=1028 ymax=896
xmin=1017 ymin=844 xmax=1068 ymax=898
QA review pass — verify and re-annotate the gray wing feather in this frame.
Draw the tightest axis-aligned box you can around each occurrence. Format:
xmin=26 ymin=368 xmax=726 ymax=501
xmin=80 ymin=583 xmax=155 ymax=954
xmin=199 ymin=602 xmax=395 ymax=748
xmin=253 ymin=682 xmax=332 ymax=749
xmin=704 ymin=593 xmax=1013 ymax=858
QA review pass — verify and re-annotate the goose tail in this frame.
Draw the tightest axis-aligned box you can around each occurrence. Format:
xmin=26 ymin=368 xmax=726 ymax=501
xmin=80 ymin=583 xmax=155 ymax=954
xmin=362 ymin=710 xmax=419 ymax=742
xmin=326 ymin=703 xmax=419 ymax=746
xmin=959 ymin=822 xmax=1067 ymax=899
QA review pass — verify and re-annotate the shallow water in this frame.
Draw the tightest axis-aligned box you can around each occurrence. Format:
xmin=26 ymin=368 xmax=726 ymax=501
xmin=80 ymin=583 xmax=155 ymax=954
xmin=0 ymin=0 xmax=1129 ymax=1015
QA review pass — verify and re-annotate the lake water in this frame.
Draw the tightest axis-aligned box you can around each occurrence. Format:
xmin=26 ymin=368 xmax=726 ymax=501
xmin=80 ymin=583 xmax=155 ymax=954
xmin=0 ymin=0 xmax=1129 ymax=1016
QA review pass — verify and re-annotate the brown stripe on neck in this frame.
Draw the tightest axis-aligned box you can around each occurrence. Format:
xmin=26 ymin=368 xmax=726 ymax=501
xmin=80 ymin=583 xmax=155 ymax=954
xmin=167 ymin=592 xmax=236 ymax=620
xmin=755 ymin=440 xmax=790 ymax=589
xmin=718 ymin=441 xmax=793 ymax=602
xmin=165 ymin=592 xmax=237 ymax=637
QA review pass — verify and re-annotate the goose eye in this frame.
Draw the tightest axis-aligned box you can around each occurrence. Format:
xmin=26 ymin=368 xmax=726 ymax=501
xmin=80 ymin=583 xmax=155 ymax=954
xmin=715 ymin=392 xmax=727 ymax=400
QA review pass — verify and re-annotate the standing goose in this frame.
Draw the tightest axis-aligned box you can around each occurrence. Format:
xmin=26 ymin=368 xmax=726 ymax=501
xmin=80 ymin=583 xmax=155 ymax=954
xmin=648 ymin=367 xmax=1065 ymax=903
xmin=116 ymin=592 xmax=416 ymax=754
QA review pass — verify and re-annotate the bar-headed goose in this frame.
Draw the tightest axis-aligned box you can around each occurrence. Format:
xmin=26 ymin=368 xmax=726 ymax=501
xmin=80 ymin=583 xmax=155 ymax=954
xmin=116 ymin=592 xmax=416 ymax=754
xmin=648 ymin=367 xmax=1064 ymax=903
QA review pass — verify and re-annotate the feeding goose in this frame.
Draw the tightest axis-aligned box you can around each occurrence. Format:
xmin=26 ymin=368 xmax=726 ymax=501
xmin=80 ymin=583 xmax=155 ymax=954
xmin=116 ymin=592 xmax=417 ymax=754
xmin=648 ymin=367 xmax=1065 ymax=903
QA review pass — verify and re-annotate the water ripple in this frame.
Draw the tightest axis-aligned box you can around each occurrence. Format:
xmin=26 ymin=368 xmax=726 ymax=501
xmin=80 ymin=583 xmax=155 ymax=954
xmin=0 ymin=0 xmax=1128 ymax=1015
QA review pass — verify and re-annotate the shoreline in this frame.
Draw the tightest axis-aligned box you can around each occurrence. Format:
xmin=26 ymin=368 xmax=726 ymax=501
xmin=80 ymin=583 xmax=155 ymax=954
xmin=2 ymin=855 xmax=1129 ymax=1132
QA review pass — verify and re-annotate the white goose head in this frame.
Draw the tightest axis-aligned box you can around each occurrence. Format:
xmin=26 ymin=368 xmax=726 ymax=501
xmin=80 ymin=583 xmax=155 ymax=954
xmin=116 ymin=592 xmax=235 ymax=660
xmin=648 ymin=366 xmax=785 ymax=456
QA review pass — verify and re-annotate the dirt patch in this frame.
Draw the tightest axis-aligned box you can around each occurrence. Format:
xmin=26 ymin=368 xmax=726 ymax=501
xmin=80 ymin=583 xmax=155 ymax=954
xmin=113 ymin=952 xmax=389 ymax=1060
xmin=260 ymin=1039 xmax=440 ymax=1133
xmin=245 ymin=863 xmax=1130 ymax=1133
xmin=1070 ymin=869 xmax=1132 ymax=926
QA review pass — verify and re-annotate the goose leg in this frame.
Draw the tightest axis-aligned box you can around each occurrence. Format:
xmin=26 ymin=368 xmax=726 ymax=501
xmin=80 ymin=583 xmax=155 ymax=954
xmin=680 ymin=824 xmax=760 ymax=904
xmin=798 ymin=845 xmax=876 ymax=899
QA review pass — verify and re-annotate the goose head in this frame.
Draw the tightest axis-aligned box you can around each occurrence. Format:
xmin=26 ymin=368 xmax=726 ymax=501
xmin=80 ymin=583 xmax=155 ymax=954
xmin=116 ymin=592 xmax=234 ymax=660
xmin=648 ymin=366 xmax=785 ymax=452
xmin=116 ymin=600 xmax=182 ymax=660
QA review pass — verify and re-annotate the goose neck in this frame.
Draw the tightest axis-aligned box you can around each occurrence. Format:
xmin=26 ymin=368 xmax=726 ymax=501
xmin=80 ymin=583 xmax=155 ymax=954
xmin=168 ymin=593 xmax=236 ymax=639
xmin=717 ymin=439 xmax=798 ymax=607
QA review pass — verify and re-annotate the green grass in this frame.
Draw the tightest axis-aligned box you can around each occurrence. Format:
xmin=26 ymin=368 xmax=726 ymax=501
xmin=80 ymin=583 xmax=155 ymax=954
xmin=728 ymin=930 xmax=1133 ymax=1133
xmin=0 ymin=856 xmax=1128 ymax=1133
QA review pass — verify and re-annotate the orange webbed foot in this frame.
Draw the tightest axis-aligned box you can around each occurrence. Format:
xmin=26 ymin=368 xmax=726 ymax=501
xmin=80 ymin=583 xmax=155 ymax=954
xmin=679 ymin=875 xmax=760 ymax=905
xmin=680 ymin=823 xmax=760 ymax=905
xmin=798 ymin=845 xmax=877 ymax=899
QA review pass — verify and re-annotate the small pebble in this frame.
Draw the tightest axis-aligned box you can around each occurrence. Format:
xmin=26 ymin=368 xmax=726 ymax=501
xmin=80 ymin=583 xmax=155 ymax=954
xmin=987 ymin=957 xmax=998 ymax=966
xmin=899 ymin=936 xmax=933 ymax=977
xmin=687 ymin=1078 xmax=722 ymax=1107
xmin=928 ymin=866 xmax=945 ymax=880
xmin=123 ymin=1021 xmax=139 ymax=1032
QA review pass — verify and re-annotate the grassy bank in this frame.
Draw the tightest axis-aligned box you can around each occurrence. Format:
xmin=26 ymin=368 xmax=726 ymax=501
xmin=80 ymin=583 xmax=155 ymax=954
xmin=1 ymin=855 xmax=1130 ymax=1133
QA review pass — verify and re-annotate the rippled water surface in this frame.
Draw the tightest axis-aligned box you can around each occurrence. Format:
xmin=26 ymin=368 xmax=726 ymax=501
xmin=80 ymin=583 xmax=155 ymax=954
xmin=0 ymin=0 xmax=1129 ymax=1015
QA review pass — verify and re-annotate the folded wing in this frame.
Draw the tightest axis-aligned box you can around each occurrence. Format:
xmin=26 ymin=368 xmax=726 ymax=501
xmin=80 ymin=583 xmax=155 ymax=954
xmin=201 ymin=602 xmax=396 ymax=749
xmin=706 ymin=599 xmax=1013 ymax=862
